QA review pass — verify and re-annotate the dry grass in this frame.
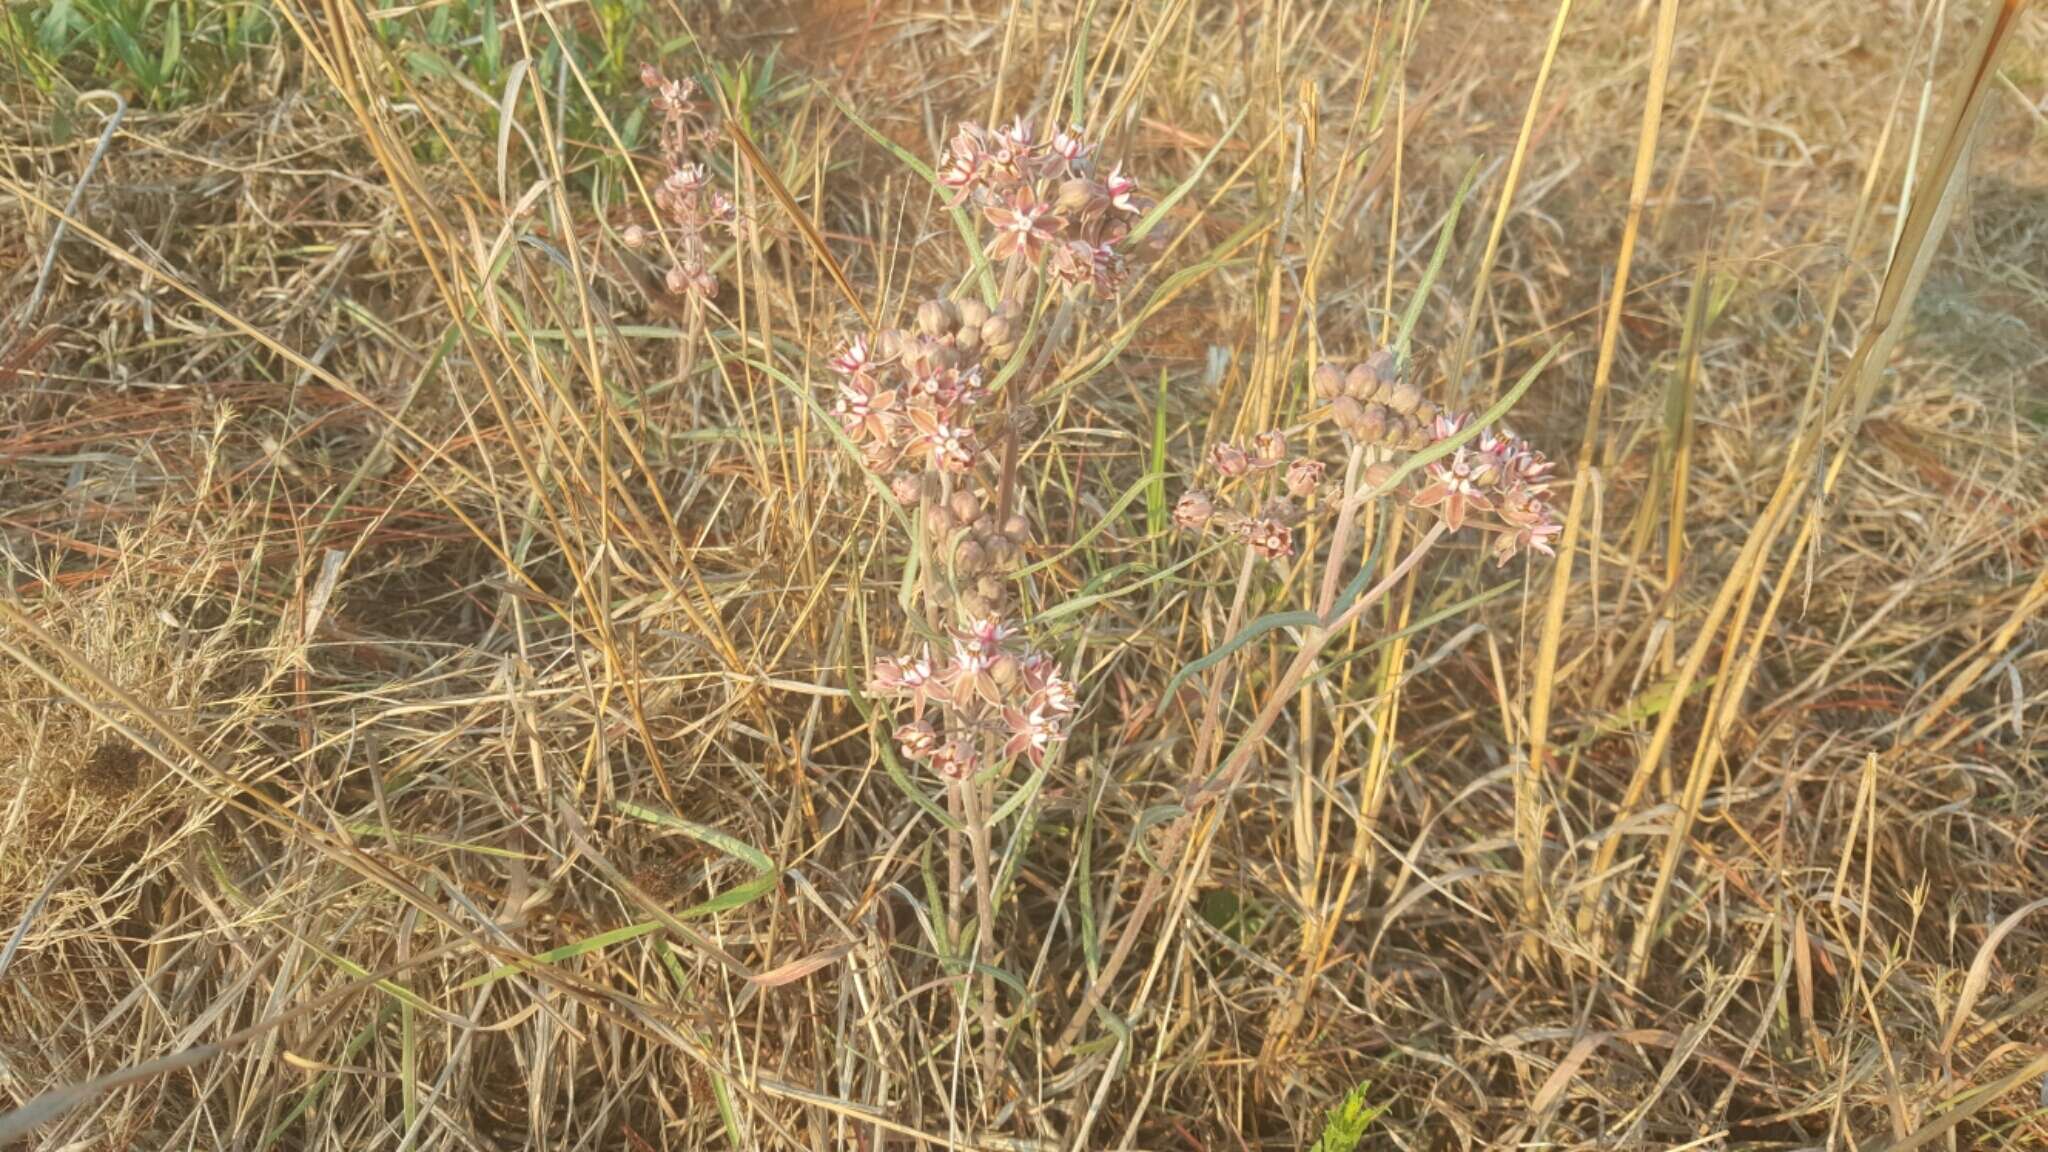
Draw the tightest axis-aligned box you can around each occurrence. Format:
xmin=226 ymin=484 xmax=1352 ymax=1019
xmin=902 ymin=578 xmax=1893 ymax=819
xmin=2 ymin=0 xmax=2045 ymax=1148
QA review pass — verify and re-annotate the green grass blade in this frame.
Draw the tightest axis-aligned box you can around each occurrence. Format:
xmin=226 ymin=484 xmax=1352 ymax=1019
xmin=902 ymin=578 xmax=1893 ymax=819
xmin=1395 ymin=158 xmax=1483 ymax=358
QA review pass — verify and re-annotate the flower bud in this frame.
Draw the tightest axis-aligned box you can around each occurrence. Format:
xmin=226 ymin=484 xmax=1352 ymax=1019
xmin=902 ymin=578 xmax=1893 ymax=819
xmin=1331 ymin=395 xmax=1365 ymax=430
xmin=1252 ymin=429 xmax=1287 ymax=466
xmin=917 ymin=298 xmax=958 ymax=337
xmin=622 ymin=224 xmax=648 ymax=249
xmin=1345 ymin=363 xmax=1379 ymax=400
xmin=1386 ymin=381 xmax=1422 ymax=416
xmin=1312 ymin=363 xmax=1346 ymax=401
xmin=1285 ymin=458 xmax=1325 ymax=498
xmin=925 ymin=505 xmax=957 ymax=537
xmin=1211 ymin=441 xmax=1251 ymax=477
xmin=979 ymin=314 xmax=1014 ymax=354
xmin=957 ymin=298 xmax=991 ymax=329
xmin=1055 ymin=178 xmax=1098 ymax=214
xmin=1356 ymin=403 xmax=1388 ymax=444
xmin=949 ymin=490 xmax=982 ymax=524
xmin=890 ymin=474 xmax=923 ymax=504
xmin=1363 ymin=462 xmax=1399 ymax=488
xmin=1173 ymin=488 xmax=1216 ymax=530
xmin=1002 ymin=514 xmax=1030 ymax=541
xmin=955 ymin=539 xmax=987 ymax=574
xmin=1363 ymin=346 xmax=1398 ymax=382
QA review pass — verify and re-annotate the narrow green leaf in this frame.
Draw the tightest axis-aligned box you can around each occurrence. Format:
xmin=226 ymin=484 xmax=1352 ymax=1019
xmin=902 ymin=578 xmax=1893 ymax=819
xmin=1147 ymin=367 xmax=1170 ymax=536
xmin=1131 ymin=105 xmax=1249 ymax=242
xmin=825 ymin=88 xmax=998 ymax=305
xmin=1395 ymin=157 xmax=1483 ymax=357
xmin=1016 ymin=469 xmax=1167 ymax=576
xmin=160 ymin=3 xmax=181 ymax=79
xmin=616 ymin=801 xmax=771 ymax=870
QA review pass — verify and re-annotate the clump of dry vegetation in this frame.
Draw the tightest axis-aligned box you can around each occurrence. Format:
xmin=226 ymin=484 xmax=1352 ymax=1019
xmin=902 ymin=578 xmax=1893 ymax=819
xmin=1 ymin=1 xmax=2044 ymax=1149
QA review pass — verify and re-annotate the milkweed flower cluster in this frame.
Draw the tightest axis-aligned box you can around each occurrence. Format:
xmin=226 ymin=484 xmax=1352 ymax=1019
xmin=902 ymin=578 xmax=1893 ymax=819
xmin=870 ymin=618 xmax=1078 ymax=777
xmin=830 ymin=295 xmax=1026 ymax=477
xmin=622 ymin=65 xmax=737 ymax=303
xmin=1412 ymin=419 xmax=1562 ymax=565
xmin=1173 ymin=429 xmax=1328 ymax=562
xmin=938 ymin=116 xmax=1154 ymax=294
xmin=1177 ymin=349 xmax=1563 ymax=567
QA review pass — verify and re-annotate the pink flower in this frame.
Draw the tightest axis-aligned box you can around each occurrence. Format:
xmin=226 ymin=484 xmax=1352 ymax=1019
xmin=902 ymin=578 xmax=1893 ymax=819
xmin=1410 ymin=448 xmax=1496 ymax=533
xmin=1243 ymin=518 xmax=1294 ymax=560
xmin=831 ymin=335 xmax=875 ymax=377
xmin=945 ymin=645 xmax=1006 ymax=709
xmin=1492 ymin=517 xmax=1562 ymax=566
xmin=930 ymin=739 xmax=980 ymax=781
xmin=1003 ymin=705 xmax=1065 ymax=766
xmin=870 ymin=648 xmax=940 ymax=716
xmin=641 ymin=65 xmax=698 ymax=117
xmin=939 ymin=151 xmax=983 ymax=193
xmin=1251 ymin=429 xmax=1287 ymax=468
xmin=909 ymin=409 xmax=977 ymax=472
xmin=896 ymin=719 xmax=940 ymax=761
xmin=835 ymin=374 xmax=898 ymax=445
xmin=1104 ymin=164 xmax=1140 ymax=214
xmin=984 ymin=190 xmax=1064 ymax=264
xmin=993 ymin=115 xmax=1037 ymax=162
xmin=939 ymin=123 xmax=990 ymax=192
xmin=962 ymin=615 xmax=1015 ymax=655
xmin=1020 ymin=653 xmax=1077 ymax=716
xmin=1051 ymin=124 xmax=1093 ymax=164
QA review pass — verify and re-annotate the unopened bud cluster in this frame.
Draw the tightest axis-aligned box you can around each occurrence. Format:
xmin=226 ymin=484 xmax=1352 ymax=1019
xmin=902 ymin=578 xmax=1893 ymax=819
xmin=939 ymin=116 xmax=1155 ymax=294
xmin=1312 ymin=348 xmax=1446 ymax=451
xmin=900 ymin=480 xmax=1033 ymax=618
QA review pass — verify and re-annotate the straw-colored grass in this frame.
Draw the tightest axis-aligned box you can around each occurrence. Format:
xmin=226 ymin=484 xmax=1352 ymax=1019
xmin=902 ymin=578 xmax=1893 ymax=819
xmin=2 ymin=0 xmax=2044 ymax=1148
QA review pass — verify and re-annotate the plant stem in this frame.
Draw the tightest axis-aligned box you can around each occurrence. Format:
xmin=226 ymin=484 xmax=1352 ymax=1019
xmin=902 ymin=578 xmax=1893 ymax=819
xmin=1049 ymin=520 xmax=1447 ymax=1060
xmin=960 ymin=769 xmax=999 ymax=1081
xmin=995 ymin=292 xmax=1077 ymax=525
